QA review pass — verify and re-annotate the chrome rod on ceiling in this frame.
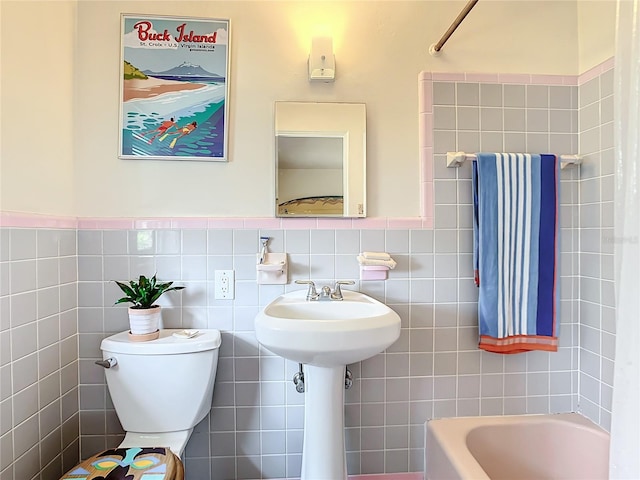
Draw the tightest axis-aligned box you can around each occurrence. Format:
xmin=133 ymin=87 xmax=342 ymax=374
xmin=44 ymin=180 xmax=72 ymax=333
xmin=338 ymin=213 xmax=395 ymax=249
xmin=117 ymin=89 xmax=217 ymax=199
xmin=429 ymin=0 xmax=479 ymax=56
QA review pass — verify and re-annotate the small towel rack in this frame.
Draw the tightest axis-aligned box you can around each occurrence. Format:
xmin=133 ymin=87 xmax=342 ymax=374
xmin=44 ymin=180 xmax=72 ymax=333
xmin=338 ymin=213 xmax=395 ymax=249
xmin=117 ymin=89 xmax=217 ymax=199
xmin=446 ymin=152 xmax=582 ymax=170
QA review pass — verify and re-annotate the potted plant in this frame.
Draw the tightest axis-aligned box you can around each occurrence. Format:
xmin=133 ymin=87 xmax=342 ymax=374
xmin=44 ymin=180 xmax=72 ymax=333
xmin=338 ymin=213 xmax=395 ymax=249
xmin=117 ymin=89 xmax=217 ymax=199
xmin=114 ymin=274 xmax=185 ymax=340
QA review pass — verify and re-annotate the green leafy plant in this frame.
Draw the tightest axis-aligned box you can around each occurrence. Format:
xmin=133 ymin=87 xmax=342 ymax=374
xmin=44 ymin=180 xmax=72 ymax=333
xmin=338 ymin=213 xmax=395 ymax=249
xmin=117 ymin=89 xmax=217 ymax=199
xmin=114 ymin=274 xmax=185 ymax=309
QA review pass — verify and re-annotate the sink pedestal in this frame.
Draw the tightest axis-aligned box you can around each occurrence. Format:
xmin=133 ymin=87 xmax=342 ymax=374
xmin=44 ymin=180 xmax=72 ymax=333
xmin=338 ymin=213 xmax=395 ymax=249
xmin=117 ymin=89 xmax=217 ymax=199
xmin=301 ymin=365 xmax=348 ymax=480
xmin=254 ymin=289 xmax=402 ymax=479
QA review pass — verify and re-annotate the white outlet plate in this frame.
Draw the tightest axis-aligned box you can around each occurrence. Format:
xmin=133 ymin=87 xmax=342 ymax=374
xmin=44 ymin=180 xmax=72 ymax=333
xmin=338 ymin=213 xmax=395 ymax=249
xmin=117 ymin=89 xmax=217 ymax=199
xmin=214 ymin=270 xmax=235 ymax=299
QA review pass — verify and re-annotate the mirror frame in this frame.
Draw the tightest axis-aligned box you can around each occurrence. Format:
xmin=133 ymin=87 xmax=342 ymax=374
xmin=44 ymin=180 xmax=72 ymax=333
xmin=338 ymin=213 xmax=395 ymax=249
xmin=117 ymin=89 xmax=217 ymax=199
xmin=274 ymin=102 xmax=366 ymax=218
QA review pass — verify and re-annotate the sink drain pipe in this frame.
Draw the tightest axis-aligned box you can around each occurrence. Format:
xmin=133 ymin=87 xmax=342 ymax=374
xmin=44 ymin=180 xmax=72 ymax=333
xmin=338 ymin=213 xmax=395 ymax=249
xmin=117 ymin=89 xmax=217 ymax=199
xmin=293 ymin=364 xmax=353 ymax=392
xmin=293 ymin=363 xmax=305 ymax=393
xmin=344 ymin=368 xmax=353 ymax=389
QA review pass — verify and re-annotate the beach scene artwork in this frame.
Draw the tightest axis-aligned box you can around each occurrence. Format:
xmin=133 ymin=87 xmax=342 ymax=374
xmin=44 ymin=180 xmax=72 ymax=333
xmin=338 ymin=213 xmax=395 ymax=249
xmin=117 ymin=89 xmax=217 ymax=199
xmin=119 ymin=15 xmax=229 ymax=161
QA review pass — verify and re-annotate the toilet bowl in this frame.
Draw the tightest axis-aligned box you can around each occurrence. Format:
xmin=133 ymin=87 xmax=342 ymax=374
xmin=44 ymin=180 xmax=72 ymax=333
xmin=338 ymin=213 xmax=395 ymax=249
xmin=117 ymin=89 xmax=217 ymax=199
xmin=61 ymin=329 xmax=221 ymax=479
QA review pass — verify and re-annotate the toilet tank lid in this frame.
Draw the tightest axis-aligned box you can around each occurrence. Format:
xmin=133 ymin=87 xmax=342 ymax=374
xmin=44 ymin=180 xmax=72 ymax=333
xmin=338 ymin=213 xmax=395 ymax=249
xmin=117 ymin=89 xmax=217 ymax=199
xmin=101 ymin=329 xmax=222 ymax=355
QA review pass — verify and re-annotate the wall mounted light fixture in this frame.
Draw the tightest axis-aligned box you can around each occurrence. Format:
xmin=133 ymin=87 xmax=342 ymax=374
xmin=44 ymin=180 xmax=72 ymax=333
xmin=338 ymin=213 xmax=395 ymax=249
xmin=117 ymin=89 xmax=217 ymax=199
xmin=308 ymin=36 xmax=335 ymax=82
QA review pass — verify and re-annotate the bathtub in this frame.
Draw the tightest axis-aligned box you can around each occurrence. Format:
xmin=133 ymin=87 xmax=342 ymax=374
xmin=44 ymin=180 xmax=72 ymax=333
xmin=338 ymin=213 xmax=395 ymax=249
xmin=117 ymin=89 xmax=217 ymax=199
xmin=426 ymin=413 xmax=609 ymax=480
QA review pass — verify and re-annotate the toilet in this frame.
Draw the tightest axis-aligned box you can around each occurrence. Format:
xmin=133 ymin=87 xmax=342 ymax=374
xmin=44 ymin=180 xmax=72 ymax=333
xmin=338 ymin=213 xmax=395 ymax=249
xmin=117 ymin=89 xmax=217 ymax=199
xmin=61 ymin=329 xmax=221 ymax=480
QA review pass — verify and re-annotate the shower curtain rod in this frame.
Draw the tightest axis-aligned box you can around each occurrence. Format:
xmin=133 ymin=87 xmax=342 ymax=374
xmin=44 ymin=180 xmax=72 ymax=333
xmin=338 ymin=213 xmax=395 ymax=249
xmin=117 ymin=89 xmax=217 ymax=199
xmin=429 ymin=0 xmax=479 ymax=56
xmin=446 ymin=152 xmax=583 ymax=170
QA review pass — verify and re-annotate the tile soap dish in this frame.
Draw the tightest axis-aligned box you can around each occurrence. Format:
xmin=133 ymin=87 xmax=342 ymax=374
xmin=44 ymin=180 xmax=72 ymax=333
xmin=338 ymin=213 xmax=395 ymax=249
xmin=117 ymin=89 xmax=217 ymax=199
xmin=257 ymin=252 xmax=288 ymax=285
xmin=357 ymin=251 xmax=396 ymax=281
xmin=360 ymin=265 xmax=389 ymax=280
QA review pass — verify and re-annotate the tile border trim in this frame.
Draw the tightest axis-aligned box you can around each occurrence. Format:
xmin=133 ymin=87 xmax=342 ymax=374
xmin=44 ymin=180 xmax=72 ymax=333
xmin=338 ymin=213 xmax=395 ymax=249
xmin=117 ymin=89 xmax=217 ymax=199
xmin=0 ymin=212 xmax=430 ymax=230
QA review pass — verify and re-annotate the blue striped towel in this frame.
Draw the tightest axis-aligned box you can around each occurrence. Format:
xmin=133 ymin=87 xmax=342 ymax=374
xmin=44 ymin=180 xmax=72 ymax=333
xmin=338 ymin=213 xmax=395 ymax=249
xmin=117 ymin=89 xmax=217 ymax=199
xmin=472 ymin=153 xmax=559 ymax=354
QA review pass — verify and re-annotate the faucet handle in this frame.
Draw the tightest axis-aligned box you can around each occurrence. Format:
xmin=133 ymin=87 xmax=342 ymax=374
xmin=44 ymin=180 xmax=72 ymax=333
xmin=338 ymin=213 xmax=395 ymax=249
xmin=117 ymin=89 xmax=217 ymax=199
xmin=332 ymin=280 xmax=355 ymax=300
xmin=295 ymin=280 xmax=318 ymax=300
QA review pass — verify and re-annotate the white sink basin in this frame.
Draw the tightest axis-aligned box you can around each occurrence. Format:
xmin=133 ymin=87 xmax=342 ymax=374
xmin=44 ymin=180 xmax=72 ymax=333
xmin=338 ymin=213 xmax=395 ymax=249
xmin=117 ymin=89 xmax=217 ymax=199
xmin=255 ymin=289 xmax=401 ymax=367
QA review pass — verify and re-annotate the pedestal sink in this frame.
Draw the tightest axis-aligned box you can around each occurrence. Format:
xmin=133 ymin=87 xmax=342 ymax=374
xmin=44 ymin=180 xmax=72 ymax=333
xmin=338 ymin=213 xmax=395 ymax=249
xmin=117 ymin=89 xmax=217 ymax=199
xmin=255 ymin=289 xmax=401 ymax=480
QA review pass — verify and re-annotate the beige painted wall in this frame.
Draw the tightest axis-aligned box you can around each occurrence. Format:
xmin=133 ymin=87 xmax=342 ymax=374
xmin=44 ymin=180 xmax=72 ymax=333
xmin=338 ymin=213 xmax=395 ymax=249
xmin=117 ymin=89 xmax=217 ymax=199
xmin=578 ymin=0 xmax=617 ymax=73
xmin=1 ymin=0 xmax=76 ymax=216
xmin=2 ymin=1 xmax=618 ymax=218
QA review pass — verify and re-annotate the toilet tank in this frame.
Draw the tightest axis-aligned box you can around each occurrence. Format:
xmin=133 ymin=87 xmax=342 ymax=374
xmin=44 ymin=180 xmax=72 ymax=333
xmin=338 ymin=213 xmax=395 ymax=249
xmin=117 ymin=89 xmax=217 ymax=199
xmin=100 ymin=329 xmax=221 ymax=433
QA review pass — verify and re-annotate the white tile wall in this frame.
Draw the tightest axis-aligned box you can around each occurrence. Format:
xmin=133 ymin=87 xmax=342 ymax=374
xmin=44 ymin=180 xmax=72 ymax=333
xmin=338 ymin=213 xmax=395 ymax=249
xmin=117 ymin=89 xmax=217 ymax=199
xmin=0 ymin=228 xmax=79 ymax=480
xmin=578 ymin=67 xmax=616 ymax=429
xmin=76 ymin=219 xmax=578 ymax=479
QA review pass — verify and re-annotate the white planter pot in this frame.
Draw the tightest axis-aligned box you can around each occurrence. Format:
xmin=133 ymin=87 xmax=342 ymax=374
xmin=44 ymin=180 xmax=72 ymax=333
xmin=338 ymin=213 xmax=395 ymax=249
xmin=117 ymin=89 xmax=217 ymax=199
xmin=128 ymin=306 xmax=161 ymax=335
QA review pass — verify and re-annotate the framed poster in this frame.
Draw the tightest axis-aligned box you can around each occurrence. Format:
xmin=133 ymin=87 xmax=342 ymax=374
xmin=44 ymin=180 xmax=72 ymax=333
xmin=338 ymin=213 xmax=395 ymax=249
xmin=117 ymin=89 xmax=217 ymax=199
xmin=119 ymin=14 xmax=230 ymax=161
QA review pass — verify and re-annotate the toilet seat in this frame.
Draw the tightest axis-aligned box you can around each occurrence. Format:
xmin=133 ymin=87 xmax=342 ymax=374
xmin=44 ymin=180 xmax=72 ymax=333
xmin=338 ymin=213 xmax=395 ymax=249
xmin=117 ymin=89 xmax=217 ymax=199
xmin=60 ymin=446 xmax=184 ymax=479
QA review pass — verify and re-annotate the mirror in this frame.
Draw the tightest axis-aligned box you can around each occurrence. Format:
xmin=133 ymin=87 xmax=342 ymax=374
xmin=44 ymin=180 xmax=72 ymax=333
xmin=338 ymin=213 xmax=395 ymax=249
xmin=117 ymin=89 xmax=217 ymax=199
xmin=275 ymin=102 xmax=366 ymax=217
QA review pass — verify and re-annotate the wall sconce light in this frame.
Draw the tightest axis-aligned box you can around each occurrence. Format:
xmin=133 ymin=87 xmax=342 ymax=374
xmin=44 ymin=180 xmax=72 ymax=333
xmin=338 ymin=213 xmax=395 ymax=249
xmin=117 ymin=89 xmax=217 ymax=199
xmin=308 ymin=36 xmax=335 ymax=82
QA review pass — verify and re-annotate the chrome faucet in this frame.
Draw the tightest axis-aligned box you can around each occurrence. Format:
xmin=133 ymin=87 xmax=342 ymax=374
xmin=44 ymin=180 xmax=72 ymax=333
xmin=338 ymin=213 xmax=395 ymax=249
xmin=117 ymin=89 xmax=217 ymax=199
xmin=331 ymin=280 xmax=355 ymax=300
xmin=295 ymin=280 xmax=319 ymax=301
xmin=319 ymin=285 xmax=332 ymax=301
xmin=295 ymin=280 xmax=355 ymax=301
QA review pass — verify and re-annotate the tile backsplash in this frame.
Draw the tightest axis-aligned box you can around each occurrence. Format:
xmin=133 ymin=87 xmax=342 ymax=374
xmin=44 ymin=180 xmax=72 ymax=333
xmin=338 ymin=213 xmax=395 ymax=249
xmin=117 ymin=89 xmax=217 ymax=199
xmin=75 ymin=222 xmax=578 ymax=480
